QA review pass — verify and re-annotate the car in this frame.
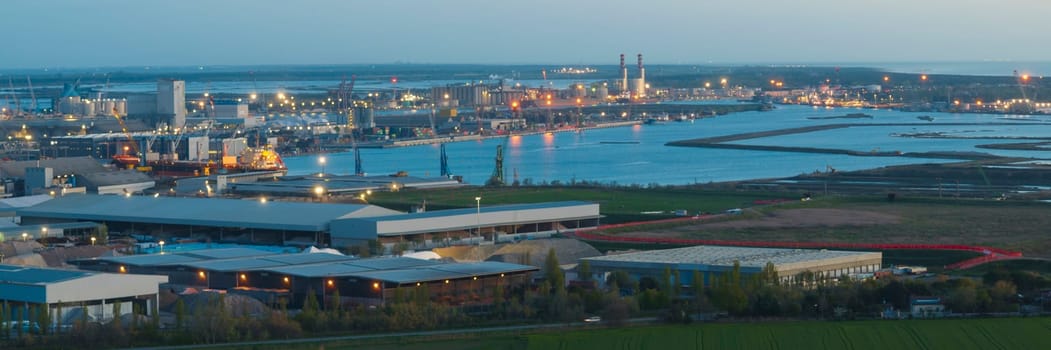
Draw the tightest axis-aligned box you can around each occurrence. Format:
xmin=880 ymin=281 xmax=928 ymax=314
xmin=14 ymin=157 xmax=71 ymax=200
xmin=584 ymin=316 xmax=602 ymax=323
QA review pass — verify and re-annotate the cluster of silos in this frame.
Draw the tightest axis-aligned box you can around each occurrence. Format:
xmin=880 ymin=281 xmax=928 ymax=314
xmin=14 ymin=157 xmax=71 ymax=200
xmin=53 ymin=83 xmax=127 ymax=116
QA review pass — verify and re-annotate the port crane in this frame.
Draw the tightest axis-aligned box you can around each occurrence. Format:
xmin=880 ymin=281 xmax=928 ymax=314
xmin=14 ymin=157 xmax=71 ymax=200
xmin=338 ymin=75 xmax=364 ymax=175
xmin=111 ymin=107 xmax=142 ymax=168
xmin=25 ymin=76 xmax=37 ymax=117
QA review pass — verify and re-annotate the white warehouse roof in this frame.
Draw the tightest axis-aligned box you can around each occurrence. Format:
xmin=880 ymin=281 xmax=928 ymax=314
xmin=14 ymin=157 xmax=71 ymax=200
xmin=0 ymin=264 xmax=168 ymax=304
xmin=329 ymin=201 xmax=600 ymax=240
xmin=583 ymin=245 xmax=882 ymax=274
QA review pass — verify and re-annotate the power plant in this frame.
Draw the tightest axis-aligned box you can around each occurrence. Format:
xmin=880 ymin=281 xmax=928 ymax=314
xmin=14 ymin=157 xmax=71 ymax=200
xmin=618 ymin=53 xmax=646 ymax=98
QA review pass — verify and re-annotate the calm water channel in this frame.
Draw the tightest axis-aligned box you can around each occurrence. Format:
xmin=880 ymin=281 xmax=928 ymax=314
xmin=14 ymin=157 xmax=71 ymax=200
xmin=283 ymin=105 xmax=1051 ymax=185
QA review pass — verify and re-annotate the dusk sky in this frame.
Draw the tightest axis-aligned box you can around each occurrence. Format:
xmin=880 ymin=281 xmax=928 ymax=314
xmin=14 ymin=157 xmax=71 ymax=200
xmin=6 ymin=0 xmax=1051 ymax=69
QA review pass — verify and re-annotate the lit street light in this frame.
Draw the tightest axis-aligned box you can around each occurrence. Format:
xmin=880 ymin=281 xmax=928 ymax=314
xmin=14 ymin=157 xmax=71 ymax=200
xmin=314 ymin=186 xmax=325 ymax=202
xmin=318 ymin=156 xmax=326 ymax=176
xmin=475 ymin=196 xmax=482 ymax=241
xmin=159 ymin=240 xmax=165 ymax=254
xmin=22 ymin=232 xmax=28 ymax=241
xmin=91 ymin=236 xmax=97 ymax=245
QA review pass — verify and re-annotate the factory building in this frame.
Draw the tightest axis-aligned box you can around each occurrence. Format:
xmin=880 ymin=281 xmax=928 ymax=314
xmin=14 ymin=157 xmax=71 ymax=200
xmin=53 ymin=83 xmax=128 ymax=117
xmin=16 ymin=194 xmax=601 ymax=250
xmin=0 ymin=264 xmax=168 ymax=327
xmin=582 ymin=245 xmax=883 ymax=287
xmin=431 ymin=84 xmax=491 ymax=107
xmin=0 ymin=157 xmax=155 ymax=196
xmin=157 ymin=79 xmax=187 ymax=129
xmin=73 ymin=248 xmax=537 ymax=307
xmin=330 ymin=201 xmax=601 ymax=247
xmin=17 ymin=194 xmax=401 ymax=246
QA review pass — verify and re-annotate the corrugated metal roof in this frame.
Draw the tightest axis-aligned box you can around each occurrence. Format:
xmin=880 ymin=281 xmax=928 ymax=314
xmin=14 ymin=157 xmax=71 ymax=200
xmin=353 ymin=201 xmax=596 ymax=222
xmin=180 ymin=252 xmax=354 ymax=272
xmin=344 ymin=257 xmax=440 ymax=270
xmin=17 ymin=194 xmax=402 ymax=232
xmin=265 ymin=262 xmax=374 ymax=278
xmin=84 ymin=247 xmax=277 ymax=267
xmin=583 ymin=245 xmax=878 ymax=269
xmin=0 ymin=157 xmax=107 ymax=178
xmin=428 ymin=261 xmax=538 ymax=276
xmin=0 ymin=195 xmax=53 ymax=210
xmin=263 ymin=252 xmax=352 ymax=265
xmin=0 ymin=265 xmax=93 ymax=284
xmin=351 ymin=261 xmax=538 ymax=284
xmin=88 ymin=253 xmax=206 ymax=267
xmin=184 ymin=248 xmax=278 ymax=260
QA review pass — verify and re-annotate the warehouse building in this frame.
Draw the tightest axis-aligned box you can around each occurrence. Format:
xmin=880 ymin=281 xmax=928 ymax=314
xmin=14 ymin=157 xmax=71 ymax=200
xmin=17 ymin=195 xmax=601 ymax=249
xmin=18 ymin=194 xmax=401 ymax=246
xmin=330 ymin=201 xmax=601 ymax=247
xmin=73 ymin=248 xmax=537 ymax=307
xmin=0 ymin=264 xmax=168 ymax=327
xmin=582 ymin=245 xmax=882 ymax=287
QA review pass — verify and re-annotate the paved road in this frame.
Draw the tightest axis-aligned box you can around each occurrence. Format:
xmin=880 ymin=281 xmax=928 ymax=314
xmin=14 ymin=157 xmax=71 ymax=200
xmin=130 ymin=317 xmax=658 ymax=350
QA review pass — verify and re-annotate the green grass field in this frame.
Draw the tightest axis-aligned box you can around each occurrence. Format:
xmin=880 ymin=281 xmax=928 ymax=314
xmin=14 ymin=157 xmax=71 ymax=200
xmin=369 ymin=186 xmax=791 ymax=224
xmin=231 ymin=317 xmax=1051 ymax=350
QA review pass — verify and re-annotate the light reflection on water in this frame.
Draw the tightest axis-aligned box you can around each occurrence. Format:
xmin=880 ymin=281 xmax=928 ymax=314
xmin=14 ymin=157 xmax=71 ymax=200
xmin=283 ymin=105 xmax=1051 ymax=185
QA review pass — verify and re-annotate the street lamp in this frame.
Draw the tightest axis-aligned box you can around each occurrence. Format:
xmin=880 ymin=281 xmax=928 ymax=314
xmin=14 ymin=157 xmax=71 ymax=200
xmin=318 ymin=156 xmax=326 ymax=176
xmin=314 ymin=186 xmax=325 ymax=202
xmin=158 ymin=240 xmax=165 ymax=254
xmin=91 ymin=236 xmax=97 ymax=246
xmin=475 ymin=196 xmax=482 ymax=240
xmin=41 ymin=227 xmax=47 ymax=238
xmin=22 ymin=232 xmax=28 ymax=241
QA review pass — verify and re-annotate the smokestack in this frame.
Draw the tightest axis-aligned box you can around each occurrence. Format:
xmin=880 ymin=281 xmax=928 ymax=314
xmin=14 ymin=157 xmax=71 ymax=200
xmin=620 ymin=54 xmax=628 ymax=93
xmin=637 ymin=53 xmax=646 ymax=97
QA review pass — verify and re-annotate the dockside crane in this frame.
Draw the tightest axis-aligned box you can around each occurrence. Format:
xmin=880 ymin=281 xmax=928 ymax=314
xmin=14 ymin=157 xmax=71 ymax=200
xmin=338 ymin=75 xmax=365 ymax=176
xmin=25 ymin=76 xmax=37 ymax=117
xmin=486 ymin=144 xmax=505 ymax=186
xmin=111 ymin=107 xmax=142 ymax=168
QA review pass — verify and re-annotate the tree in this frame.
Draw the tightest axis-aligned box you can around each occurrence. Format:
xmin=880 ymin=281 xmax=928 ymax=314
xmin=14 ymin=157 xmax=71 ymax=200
xmin=368 ymin=240 xmax=384 ymax=256
xmin=607 ymin=271 xmax=636 ymax=294
xmin=95 ymin=224 xmax=109 ymax=243
xmin=578 ymin=260 xmax=592 ymax=282
xmin=174 ymin=299 xmax=186 ymax=330
xmin=36 ymin=304 xmax=50 ymax=336
xmin=946 ymin=282 xmax=978 ymax=313
xmin=544 ymin=248 xmax=564 ymax=293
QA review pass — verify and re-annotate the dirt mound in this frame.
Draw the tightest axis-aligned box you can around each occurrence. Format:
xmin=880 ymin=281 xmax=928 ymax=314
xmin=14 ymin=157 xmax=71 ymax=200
xmin=0 ymin=241 xmax=44 ymax=257
xmin=180 ymin=292 xmax=270 ymax=317
xmin=433 ymin=245 xmax=501 ymax=261
xmin=39 ymin=245 xmax=114 ymax=267
xmin=698 ymin=208 xmax=900 ymax=229
xmin=2 ymin=253 xmax=47 ymax=267
xmin=486 ymin=239 xmax=602 ymax=267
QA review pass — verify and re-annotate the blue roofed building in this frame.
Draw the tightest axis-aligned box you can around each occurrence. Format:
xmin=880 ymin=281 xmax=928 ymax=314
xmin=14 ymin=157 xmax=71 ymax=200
xmin=0 ymin=264 xmax=167 ymax=327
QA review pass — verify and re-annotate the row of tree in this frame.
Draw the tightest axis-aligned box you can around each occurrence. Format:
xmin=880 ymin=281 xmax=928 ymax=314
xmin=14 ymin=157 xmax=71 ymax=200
xmin=3 ymin=250 xmax=1048 ymax=348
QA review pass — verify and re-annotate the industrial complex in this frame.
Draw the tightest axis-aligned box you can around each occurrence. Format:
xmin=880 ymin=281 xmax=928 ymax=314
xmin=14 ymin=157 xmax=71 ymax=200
xmin=71 ymin=248 xmax=536 ymax=306
xmin=582 ymin=245 xmax=883 ymax=286
xmin=15 ymin=194 xmax=601 ymax=249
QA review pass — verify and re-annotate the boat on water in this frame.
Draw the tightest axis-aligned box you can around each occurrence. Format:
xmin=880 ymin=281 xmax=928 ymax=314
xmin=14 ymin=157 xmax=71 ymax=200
xmin=114 ymin=145 xmax=287 ymax=177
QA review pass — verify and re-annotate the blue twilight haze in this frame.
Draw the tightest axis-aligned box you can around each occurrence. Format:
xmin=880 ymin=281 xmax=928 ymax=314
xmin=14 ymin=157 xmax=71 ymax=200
xmin=4 ymin=0 xmax=1051 ymax=69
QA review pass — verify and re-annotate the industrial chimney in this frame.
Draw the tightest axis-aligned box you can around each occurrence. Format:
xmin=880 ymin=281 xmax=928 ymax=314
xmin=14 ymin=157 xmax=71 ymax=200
xmin=636 ymin=53 xmax=646 ymax=97
xmin=620 ymin=54 xmax=628 ymax=94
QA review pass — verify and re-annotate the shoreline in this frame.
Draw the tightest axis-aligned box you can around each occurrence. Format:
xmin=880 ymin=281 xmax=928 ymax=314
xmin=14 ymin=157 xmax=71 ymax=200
xmin=319 ymin=120 xmax=642 ymax=150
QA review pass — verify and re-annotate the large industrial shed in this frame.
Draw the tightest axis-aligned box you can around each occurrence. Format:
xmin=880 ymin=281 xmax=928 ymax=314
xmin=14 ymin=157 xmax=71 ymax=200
xmin=74 ymin=249 xmax=537 ymax=307
xmin=582 ymin=245 xmax=883 ymax=288
xmin=0 ymin=264 xmax=168 ymax=327
xmin=17 ymin=194 xmax=402 ymax=245
xmin=330 ymin=201 xmax=601 ymax=246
